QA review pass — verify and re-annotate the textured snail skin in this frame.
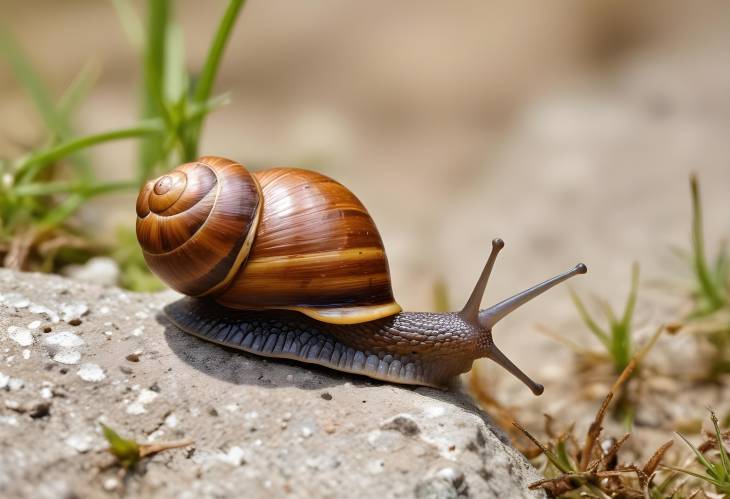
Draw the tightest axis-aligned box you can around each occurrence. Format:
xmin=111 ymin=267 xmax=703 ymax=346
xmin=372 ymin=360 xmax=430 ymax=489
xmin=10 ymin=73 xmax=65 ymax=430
xmin=165 ymin=298 xmax=482 ymax=387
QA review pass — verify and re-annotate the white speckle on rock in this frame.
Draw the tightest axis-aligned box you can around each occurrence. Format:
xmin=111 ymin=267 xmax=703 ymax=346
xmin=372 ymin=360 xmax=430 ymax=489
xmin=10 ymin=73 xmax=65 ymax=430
xmin=29 ymin=303 xmax=60 ymax=323
xmin=22 ymin=349 xmax=30 ymax=360
xmin=367 ymin=459 xmax=385 ymax=474
xmin=134 ymin=311 xmax=148 ymax=319
xmin=60 ymin=302 xmax=88 ymax=322
xmin=7 ymin=326 xmax=33 ymax=347
xmin=103 ymin=478 xmax=118 ymax=491
xmin=300 ymin=426 xmax=314 ymax=438
xmin=8 ymin=377 xmax=24 ymax=391
xmin=27 ymin=320 xmax=41 ymax=330
xmin=1 ymin=293 xmax=30 ymax=308
xmin=53 ymin=350 xmax=81 ymax=365
xmin=422 ymin=405 xmax=446 ymax=418
xmin=224 ymin=404 xmax=238 ymax=413
xmin=131 ymin=327 xmax=144 ymax=337
xmin=99 ymin=306 xmax=110 ymax=315
xmin=217 ymin=446 xmax=247 ymax=466
xmin=40 ymin=387 xmax=53 ymax=399
xmin=77 ymin=363 xmax=106 ymax=382
xmin=164 ymin=413 xmax=178 ymax=428
xmin=0 ymin=371 xmax=9 ymax=389
xmin=65 ymin=433 xmax=94 ymax=453
xmin=103 ymin=331 xmax=113 ymax=337
xmin=0 ymin=415 xmax=19 ymax=426
xmin=44 ymin=331 xmax=84 ymax=348
xmin=126 ymin=389 xmax=159 ymax=415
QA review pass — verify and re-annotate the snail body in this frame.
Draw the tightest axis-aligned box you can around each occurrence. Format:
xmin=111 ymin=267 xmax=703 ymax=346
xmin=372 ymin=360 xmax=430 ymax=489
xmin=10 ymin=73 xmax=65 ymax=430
xmin=137 ymin=156 xmax=586 ymax=393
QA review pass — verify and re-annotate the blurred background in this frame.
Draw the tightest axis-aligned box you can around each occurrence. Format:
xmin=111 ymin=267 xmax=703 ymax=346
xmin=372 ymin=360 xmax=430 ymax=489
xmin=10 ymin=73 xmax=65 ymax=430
xmin=1 ymin=0 xmax=729 ymax=386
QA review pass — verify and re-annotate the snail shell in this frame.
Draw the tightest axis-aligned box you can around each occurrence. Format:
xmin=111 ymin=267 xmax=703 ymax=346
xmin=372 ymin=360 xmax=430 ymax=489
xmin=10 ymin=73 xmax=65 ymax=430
xmin=136 ymin=156 xmax=402 ymax=324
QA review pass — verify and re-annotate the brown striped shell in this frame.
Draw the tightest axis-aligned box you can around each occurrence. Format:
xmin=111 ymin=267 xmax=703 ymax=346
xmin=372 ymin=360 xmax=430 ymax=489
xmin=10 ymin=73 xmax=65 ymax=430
xmin=136 ymin=156 xmax=402 ymax=324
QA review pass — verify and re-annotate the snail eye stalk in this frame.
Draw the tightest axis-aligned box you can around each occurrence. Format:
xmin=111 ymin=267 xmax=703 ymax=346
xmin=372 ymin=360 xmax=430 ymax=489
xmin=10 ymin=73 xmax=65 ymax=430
xmin=459 ymin=238 xmax=587 ymax=395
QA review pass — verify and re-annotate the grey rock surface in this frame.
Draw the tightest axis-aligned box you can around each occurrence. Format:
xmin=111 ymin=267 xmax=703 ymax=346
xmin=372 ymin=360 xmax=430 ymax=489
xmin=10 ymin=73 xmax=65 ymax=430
xmin=0 ymin=270 xmax=545 ymax=499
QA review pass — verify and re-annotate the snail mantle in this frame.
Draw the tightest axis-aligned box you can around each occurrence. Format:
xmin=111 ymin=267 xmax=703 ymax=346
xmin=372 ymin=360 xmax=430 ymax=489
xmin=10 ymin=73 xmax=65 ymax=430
xmin=0 ymin=269 xmax=545 ymax=499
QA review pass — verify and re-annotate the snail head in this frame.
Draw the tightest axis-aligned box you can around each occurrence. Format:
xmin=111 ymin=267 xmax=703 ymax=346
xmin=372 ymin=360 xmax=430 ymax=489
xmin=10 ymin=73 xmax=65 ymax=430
xmin=458 ymin=238 xmax=588 ymax=395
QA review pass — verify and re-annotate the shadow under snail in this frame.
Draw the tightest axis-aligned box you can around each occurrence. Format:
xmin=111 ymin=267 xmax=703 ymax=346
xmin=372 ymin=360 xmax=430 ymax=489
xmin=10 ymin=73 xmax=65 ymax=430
xmin=136 ymin=156 xmax=587 ymax=395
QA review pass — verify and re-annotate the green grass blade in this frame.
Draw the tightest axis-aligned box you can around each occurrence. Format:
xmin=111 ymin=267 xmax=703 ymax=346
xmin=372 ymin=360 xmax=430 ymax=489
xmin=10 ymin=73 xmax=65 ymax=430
xmin=710 ymin=410 xmax=730 ymax=475
xmin=570 ymin=289 xmax=610 ymax=348
xmin=138 ymin=0 xmax=170 ymax=179
xmin=663 ymin=465 xmax=725 ymax=488
xmin=620 ymin=262 xmax=640 ymax=327
xmin=163 ymin=22 xmax=187 ymax=103
xmin=13 ymin=180 xmax=137 ymax=197
xmin=16 ymin=120 xmax=164 ymax=182
xmin=690 ymin=174 xmax=724 ymax=310
xmin=184 ymin=0 xmax=246 ymax=159
xmin=111 ymin=0 xmax=144 ymax=50
xmin=0 ymin=25 xmax=98 ymax=179
xmin=38 ymin=194 xmax=86 ymax=229
xmin=57 ymin=60 xmax=99 ymax=121
xmin=677 ymin=432 xmax=716 ymax=472
xmin=0 ymin=25 xmax=61 ymax=136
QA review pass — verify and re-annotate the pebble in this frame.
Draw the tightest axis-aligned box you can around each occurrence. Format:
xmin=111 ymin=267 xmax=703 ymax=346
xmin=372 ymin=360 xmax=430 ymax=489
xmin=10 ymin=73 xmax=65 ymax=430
xmin=22 ymin=349 xmax=30 ymax=360
xmin=125 ymin=351 xmax=141 ymax=362
xmin=40 ymin=387 xmax=53 ymax=399
xmin=103 ymin=478 xmax=119 ymax=491
xmin=367 ymin=460 xmax=385 ymax=474
xmin=8 ymin=377 xmax=24 ymax=391
xmin=422 ymin=405 xmax=446 ymax=418
xmin=1 ymin=293 xmax=30 ymax=308
xmin=7 ymin=326 xmax=33 ymax=347
xmin=44 ymin=331 xmax=85 ymax=348
xmin=63 ymin=257 xmax=119 ymax=287
xmin=60 ymin=302 xmax=89 ymax=323
xmin=300 ymin=427 xmax=314 ymax=438
xmin=0 ymin=371 xmax=9 ymax=389
xmin=65 ymin=433 xmax=94 ymax=453
xmin=53 ymin=350 xmax=81 ymax=365
xmin=77 ymin=363 xmax=106 ymax=382
xmin=27 ymin=320 xmax=41 ymax=330
xmin=164 ymin=413 xmax=178 ymax=428
xmin=218 ymin=446 xmax=247 ymax=466
xmin=29 ymin=304 xmax=60 ymax=323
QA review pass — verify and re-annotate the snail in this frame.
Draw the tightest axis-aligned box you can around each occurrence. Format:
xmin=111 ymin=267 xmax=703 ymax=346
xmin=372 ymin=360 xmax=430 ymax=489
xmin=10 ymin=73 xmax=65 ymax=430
xmin=136 ymin=156 xmax=587 ymax=394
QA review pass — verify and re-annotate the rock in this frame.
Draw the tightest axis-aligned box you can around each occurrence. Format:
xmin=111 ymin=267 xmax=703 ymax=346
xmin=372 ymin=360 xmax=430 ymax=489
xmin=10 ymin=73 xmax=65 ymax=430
xmin=0 ymin=270 xmax=545 ymax=498
xmin=62 ymin=256 xmax=120 ymax=287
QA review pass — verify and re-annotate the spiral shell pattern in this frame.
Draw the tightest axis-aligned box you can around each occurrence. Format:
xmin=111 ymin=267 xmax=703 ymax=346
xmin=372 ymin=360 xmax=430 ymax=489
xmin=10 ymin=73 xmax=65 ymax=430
xmin=136 ymin=157 xmax=401 ymax=324
xmin=136 ymin=156 xmax=261 ymax=297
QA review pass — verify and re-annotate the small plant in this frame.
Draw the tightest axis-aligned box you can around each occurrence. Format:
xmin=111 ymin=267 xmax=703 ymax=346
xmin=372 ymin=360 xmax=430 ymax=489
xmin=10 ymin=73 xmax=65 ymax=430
xmin=674 ymin=174 xmax=730 ymax=376
xmin=101 ymin=423 xmax=192 ymax=470
xmin=0 ymin=0 xmax=245 ymax=282
xmin=669 ymin=410 xmax=730 ymax=496
xmin=684 ymin=175 xmax=729 ymax=318
xmin=570 ymin=262 xmax=640 ymax=374
xmin=514 ymin=351 xmax=677 ymax=498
